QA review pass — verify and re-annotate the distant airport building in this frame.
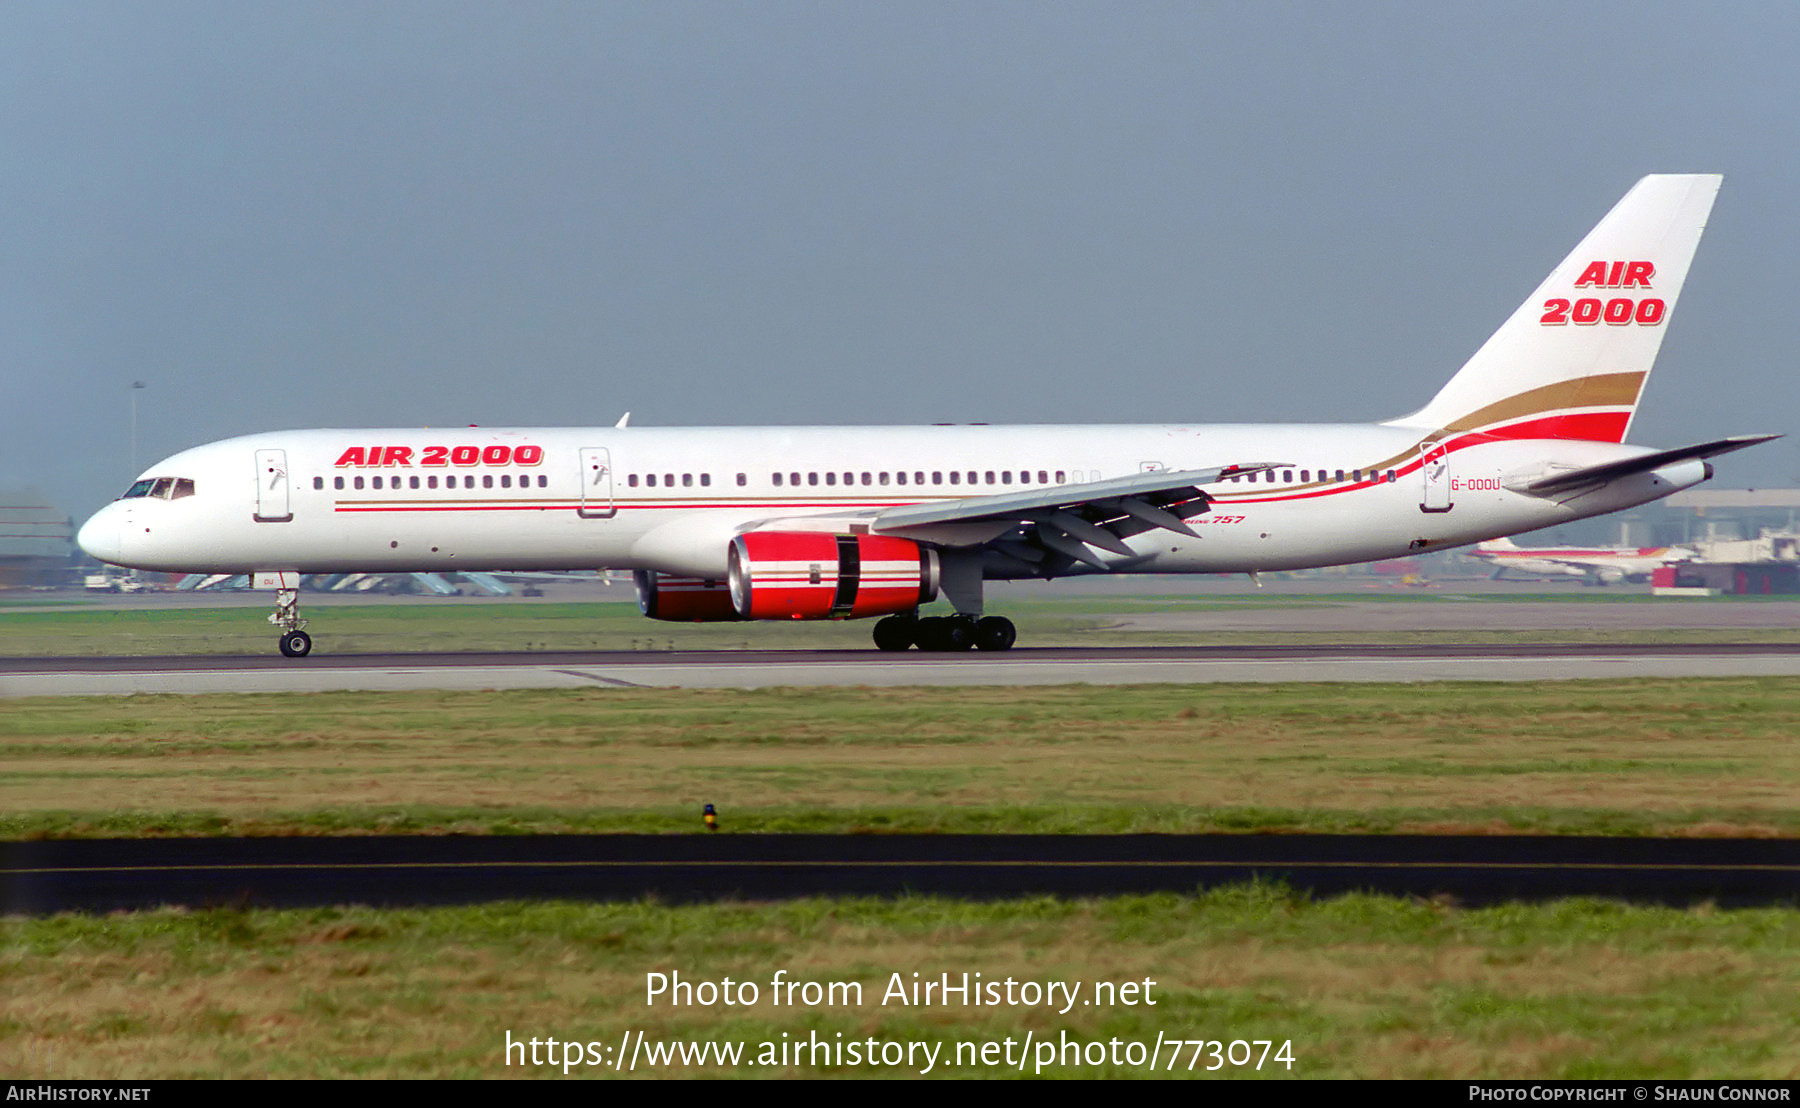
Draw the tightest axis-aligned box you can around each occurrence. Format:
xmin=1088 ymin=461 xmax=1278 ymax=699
xmin=1523 ymin=488 xmax=1800 ymax=549
xmin=1660 ymin=488 xmax=1800 ymax=542
xmin=0 ymin=487 xmax=74 ymax=587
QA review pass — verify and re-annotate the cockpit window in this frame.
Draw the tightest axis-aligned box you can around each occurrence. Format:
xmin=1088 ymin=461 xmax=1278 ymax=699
xmin=120 ymin=476 xmax=197 ymax=500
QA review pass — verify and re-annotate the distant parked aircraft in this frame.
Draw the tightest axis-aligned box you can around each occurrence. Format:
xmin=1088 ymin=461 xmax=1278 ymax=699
xmin=1468 ymin=535 xmax=1696 ymax=585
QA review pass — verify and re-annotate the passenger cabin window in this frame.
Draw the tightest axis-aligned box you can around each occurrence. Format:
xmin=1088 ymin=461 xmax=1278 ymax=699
xmin=313 ymin=477 xmax=324 ymax=491
xmin=354 ymin=476 xmax=365 ymax=490
xmin=701 ymin=474 xmax=711 ymax=487
xmin=736 ymin=473 xmax=747 ymax=487
xmin=334 ymin=476 xmax=345 ymax=490
xmin=427 ymin=476 xmax=438 ymax=489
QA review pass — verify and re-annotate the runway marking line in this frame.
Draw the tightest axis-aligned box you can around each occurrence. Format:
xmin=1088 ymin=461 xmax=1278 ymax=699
xmin=8 ymin=861 xmax=1799 ymax=875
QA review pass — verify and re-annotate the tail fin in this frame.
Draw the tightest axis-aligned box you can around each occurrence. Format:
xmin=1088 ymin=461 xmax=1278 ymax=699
xmin=1386 ymin=174 xmax=1721 ymax=444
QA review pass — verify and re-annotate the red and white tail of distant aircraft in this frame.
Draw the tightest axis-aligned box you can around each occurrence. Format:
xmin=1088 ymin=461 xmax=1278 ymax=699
xmin=79 ymin=174 xmax=1779 ymax=656
xmin=1468 ymin=535 xmax=1697 ymax=585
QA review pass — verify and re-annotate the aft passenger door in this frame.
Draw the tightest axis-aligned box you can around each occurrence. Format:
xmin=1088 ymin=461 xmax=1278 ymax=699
xmin=1419 ymin=440 xmax=1453 ymax=514
xmin=253 ymin=449 xmax=293 ymax=523
xmin=578 ymin=447 xmax=615 ymax=519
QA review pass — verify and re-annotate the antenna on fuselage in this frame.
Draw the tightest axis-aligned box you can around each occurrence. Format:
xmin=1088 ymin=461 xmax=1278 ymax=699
xmin=615 ymin=412 xmax=631 ymax=429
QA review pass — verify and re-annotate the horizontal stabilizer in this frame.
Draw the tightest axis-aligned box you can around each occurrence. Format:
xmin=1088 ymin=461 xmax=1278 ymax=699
xmin=1514 ymin=434 xmax=1780 ymax=496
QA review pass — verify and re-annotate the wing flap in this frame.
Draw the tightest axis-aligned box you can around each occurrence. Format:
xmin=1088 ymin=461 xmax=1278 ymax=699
xmin=870 ymin=463 xmax=1283 ymax=535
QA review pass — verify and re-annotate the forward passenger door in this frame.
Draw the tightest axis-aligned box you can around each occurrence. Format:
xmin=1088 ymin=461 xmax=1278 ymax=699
xmin=578 ymin=448 xmax=616 ymax=519
xmin=253 ymin=449 xmax=293 ymax=523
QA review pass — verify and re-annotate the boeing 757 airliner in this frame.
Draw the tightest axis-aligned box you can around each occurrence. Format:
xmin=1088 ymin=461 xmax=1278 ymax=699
xmin=78 ymin=175 xmax=1776 ymax=656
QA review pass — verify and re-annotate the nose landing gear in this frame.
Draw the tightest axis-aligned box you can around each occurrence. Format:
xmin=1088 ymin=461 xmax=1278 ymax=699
xmin=270 ymin=585 xmax=312 ymax=658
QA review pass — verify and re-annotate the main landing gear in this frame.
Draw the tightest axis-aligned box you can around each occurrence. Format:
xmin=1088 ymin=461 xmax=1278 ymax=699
xmin=270 ymin=586 xmax=312 ymax=658
xmin=872 ymin=613 xmax=1017 ymax=652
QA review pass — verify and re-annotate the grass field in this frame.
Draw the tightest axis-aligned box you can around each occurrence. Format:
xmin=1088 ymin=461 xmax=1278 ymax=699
xmin=5 ymin=678 xmax=1798 ymax=838
xmin=4 ymin=890 xmax=1797 ymax=1078
xmin=6 ymin=604 xmax=1799 ymax=1079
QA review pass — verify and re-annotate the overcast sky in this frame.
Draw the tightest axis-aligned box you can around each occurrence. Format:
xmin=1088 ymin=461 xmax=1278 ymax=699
xmin=6 ymin=1 xmax=1798 ymax=518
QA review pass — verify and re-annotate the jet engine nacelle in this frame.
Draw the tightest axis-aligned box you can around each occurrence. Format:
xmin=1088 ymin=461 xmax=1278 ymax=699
xmin=634 ymin=571 xmax=741 ymax=622
xmin=728 ymin=532 xmax=938 ymax=620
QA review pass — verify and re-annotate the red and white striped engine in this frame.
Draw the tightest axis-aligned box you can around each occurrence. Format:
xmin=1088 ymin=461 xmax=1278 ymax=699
xmin=634 ymin=571 xmax=741 ymax=622
xmin=728 ymin=532 xmax=939 ymax=620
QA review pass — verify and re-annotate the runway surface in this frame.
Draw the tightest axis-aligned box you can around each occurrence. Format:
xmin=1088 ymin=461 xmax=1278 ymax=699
xmin=5 ymin=642 xmax=1800 ymax=695
xmin=7 ymin=834 xmax=1796 ymax=913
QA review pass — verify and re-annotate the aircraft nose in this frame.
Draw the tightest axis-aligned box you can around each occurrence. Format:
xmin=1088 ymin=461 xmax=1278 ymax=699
xmin=76 ymin=507 xmax=123 ymax=565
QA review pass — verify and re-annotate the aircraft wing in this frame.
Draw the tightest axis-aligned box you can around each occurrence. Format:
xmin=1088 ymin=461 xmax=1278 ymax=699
xmin=1513 ymin=435 xmax=1780 ymax=497
xmin=867 ymin=462 xmax=1287 ymax=571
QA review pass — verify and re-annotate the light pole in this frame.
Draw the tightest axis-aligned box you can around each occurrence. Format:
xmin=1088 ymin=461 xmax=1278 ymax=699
xmin=129 ymin=381 xmax=146 ymax=476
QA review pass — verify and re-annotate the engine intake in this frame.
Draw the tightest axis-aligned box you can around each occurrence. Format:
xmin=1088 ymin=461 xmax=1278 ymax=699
xmin=728 ymin=532 xmax=938 ymax=620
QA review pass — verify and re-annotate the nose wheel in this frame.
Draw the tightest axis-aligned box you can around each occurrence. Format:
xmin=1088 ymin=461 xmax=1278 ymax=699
xmin=268 ymin=585 xmax=312 ymax=659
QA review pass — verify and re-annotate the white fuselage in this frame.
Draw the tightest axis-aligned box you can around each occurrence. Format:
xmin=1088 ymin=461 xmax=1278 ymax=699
xmin=77 ymin=422 xmax=1708 ymax=582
